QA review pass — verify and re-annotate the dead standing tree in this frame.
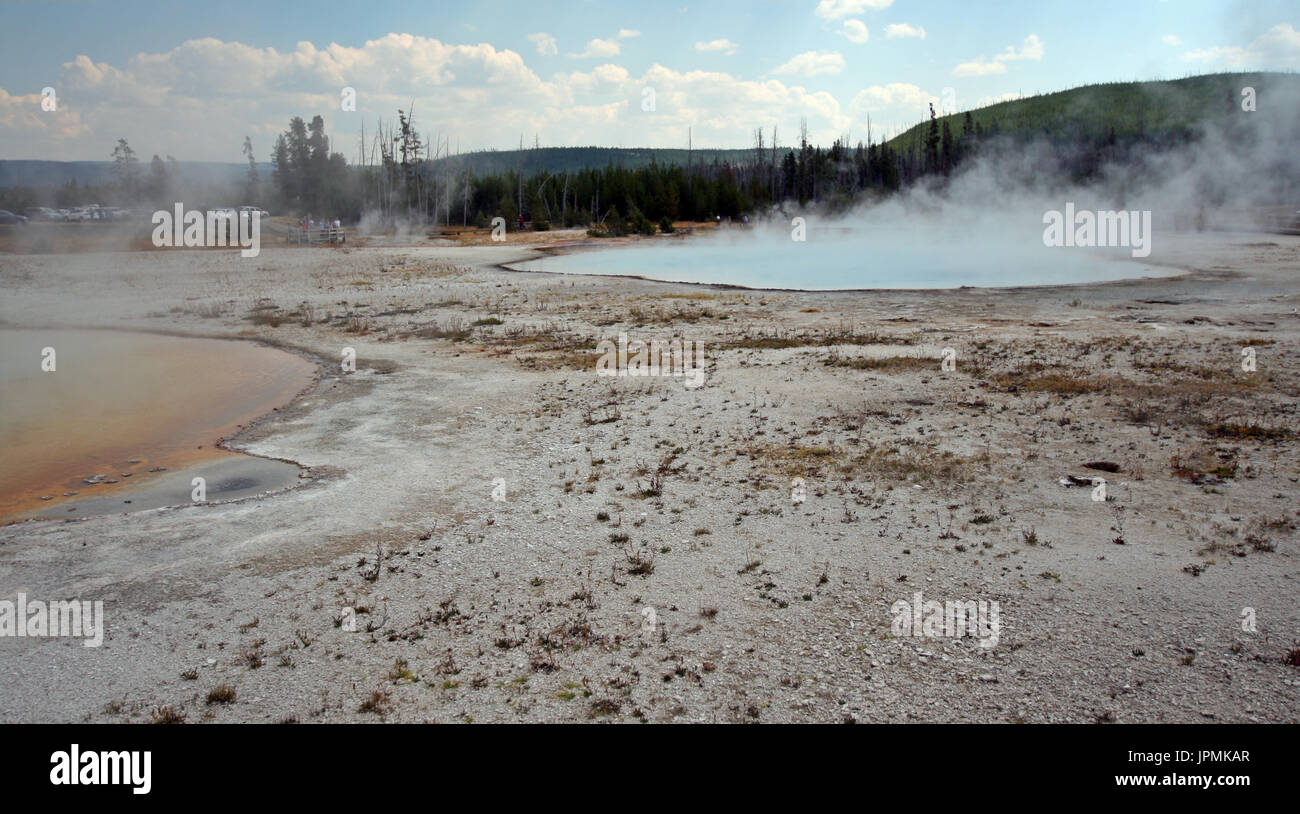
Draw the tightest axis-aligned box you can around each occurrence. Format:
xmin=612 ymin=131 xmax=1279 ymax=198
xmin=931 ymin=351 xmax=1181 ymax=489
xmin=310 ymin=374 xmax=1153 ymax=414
xmin=394 ymin=107 xmax=425 ymax=223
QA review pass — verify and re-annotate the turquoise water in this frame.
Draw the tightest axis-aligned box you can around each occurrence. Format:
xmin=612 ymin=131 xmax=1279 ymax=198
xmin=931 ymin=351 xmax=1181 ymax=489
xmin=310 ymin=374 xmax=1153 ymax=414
xmin=510 ymin=225 xmax=1174 ymax=290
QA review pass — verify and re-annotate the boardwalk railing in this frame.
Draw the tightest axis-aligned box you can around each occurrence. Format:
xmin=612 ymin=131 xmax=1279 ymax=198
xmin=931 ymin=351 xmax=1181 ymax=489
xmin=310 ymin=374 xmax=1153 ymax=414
xmin=290 ymin=226 xmax=347 ymax=246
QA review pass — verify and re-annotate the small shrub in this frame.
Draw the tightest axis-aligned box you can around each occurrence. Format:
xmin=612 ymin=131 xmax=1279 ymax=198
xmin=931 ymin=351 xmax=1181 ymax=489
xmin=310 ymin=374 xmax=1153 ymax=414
xmin=206 ymin=684 xmax=237 ymax=705
xmin=358 ymin=690 xmax=392 ymax=715
xmin=150 ymin=706 xmax=186 ymax=724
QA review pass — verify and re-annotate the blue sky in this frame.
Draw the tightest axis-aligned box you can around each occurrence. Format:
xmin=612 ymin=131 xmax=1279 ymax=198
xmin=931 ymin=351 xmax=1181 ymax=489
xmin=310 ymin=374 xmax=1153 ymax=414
xmin=1 ymin=0 xmax=1297 ymax=161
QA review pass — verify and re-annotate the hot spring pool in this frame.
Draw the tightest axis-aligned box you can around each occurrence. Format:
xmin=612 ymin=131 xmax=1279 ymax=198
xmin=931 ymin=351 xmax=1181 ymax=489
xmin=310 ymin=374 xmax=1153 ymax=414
xmin=509 ymin=226 xmax=1175 ymax=290
xmin=0 ymin=329 xmax=316 ymax=522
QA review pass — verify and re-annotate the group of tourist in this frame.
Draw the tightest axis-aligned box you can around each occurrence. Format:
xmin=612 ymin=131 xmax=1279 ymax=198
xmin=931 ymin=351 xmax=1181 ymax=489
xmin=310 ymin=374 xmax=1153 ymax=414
xmin=299 ymin=215 xmax=341 ymax=232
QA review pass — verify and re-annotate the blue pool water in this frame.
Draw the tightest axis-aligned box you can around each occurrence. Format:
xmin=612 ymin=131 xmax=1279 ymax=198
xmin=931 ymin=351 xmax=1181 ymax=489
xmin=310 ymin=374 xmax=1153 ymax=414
xmin=509 ymin=225 xmax=1174 ymax=290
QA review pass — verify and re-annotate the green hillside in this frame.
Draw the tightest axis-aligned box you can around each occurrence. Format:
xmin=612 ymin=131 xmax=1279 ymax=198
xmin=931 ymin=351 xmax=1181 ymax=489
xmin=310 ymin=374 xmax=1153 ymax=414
xmin=885 ymin=71 xmax=1297 ymax=154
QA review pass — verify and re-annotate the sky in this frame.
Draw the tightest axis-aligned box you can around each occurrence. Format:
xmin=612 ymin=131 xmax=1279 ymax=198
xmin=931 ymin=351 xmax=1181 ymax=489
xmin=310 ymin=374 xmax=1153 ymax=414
xmin=0 ymin=0 xmax=1297 ymax=162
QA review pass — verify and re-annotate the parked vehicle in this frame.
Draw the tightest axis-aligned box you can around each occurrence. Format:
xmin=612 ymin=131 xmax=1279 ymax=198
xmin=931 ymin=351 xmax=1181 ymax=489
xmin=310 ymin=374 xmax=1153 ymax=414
xmin=22 ymin=207 xmax=64 ymax=221
xmin=0 ymin=209 xmax=29 ymax=225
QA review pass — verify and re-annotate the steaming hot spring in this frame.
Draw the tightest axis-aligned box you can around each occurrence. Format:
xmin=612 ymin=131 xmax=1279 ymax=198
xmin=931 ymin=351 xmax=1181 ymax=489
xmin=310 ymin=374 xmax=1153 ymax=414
xmin=509 ymin=216 xmax=1173 ymax=290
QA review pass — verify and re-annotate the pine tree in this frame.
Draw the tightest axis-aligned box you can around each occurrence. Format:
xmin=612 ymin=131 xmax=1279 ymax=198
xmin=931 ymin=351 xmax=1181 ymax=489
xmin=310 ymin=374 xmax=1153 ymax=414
xmin=941 ymin=120 xmax=954 ymax=174
xmin=147 ymin=154 xmax=167 ymax=202
xmin=271 ymin=135 xmax=290 ymax=208
xmin=924 ymin=103 xmax=941 ymax=174
xmin=242 ymin=136 xmax=259 ymax=203
xmin=110 ymin=138 xmax=139 ymax=200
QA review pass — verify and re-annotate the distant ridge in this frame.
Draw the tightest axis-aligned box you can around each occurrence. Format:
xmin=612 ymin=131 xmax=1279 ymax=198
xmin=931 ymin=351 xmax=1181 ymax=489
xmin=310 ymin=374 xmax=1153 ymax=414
xmin=885 ymin=71 xmax=1298 ymax=152
xmin=428 ymin=146 xmax=754 ymax=175
xmin=0 ymin=149 xmax=754 ymax=189
xmin=0 ymin=160 xmax=275 ymax=190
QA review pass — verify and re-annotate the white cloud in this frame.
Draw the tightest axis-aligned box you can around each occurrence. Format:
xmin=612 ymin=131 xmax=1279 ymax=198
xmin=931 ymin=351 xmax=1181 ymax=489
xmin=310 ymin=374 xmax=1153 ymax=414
xmin=839 ymin=20 xmax=870 ymax=44
xmin=1182 ymin=22 xmax=1300 ymax=69
xmin=996 ymin=33 xmax=1043 ymax=62
xmin=1161 ymin=34 xmax=1183 ymax=47
xmin=884 ymin=23 xmax=926 ymax=40
xmin=952 ymin=33 xmax=1042 ymax=76
xmin=849 ymin=82 xmax=933 ymax=112
xmin=952 ymin=59 xmax=1006 ymax=77
xmin=772 ymin=50 xmax=846 ymax=77
xmin=814 ymin=0 xmax=893 ymax=20
xmin=0 ymin=35 xmax=867 ymax=160
xmin=846 ymin=83 xmax=941 ymax=139
xmin=527 ymin=32 xmax=557 ymax=56
xmin=568 ymin=29 xmax=641 ymax=58
xmin=0 ymin=87 xmax=93 ymax=145
xmin=569 ymin=37 xmax=623 ymax=58
xmin=695 ymin=38 xmax=739 ymax=55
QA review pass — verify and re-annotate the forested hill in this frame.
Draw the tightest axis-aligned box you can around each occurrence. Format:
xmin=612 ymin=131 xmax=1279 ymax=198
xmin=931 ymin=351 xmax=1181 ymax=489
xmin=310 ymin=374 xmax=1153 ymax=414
xmin=885 ymin=71 xmax=1297 ymax=154
xmin=427 ymin=146 xmax=753 ymax=175
xmin=0 ymin=149 xmax=751 ymax=189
